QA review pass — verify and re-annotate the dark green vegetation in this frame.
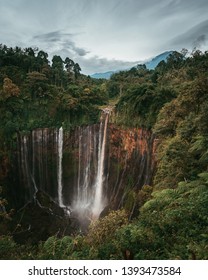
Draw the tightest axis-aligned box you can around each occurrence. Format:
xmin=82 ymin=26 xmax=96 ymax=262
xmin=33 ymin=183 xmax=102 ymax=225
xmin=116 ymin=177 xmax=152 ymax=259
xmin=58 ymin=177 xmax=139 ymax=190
xmin=0 ymin=44 xmax=108 ymax=135
xmin=0 ymin=45 xmax=208 ymax=259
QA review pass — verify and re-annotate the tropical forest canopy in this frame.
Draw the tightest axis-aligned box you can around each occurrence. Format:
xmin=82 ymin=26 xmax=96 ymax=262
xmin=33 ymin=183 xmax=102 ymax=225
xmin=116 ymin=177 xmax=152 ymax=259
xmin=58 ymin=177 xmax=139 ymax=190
xmin=0 ymin=44 xmax=208 ymax=259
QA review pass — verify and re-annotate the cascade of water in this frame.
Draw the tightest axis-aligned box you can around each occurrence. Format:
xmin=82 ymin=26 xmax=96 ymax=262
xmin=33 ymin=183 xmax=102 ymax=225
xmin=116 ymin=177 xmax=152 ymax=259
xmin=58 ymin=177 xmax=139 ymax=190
xmin=71 ymin=110 xmax=110 ymax=221
xmin=81 ymin=126 xmax=92 ymax=208
xmin=22 ymin=135 xmax=32 ymax=195
xmin=57 ymin=127 xmax=64 ymax=207
xmin=72 ymin=126 xmax=94 ymax=214
xmin=31 ymin=131 xmax=38 ymax=199
xmin=77 ymin=127 xmax=82 ymax=201
xmin=92 ymin=111 xmax=109 ymax=218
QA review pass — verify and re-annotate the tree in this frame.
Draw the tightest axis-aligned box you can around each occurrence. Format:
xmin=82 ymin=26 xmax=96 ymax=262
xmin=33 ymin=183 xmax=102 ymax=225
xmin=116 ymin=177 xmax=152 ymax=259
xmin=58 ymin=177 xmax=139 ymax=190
xmin=52 ymin=55 xmax=64 ymax=86
xmin=52 ymin=55 xmax=63 ymax=70
xmin=166 ymin=51 xmax=184 ymax=69
xmin=73 ymin=63 xmax=81 ymax=79
xmin=2 ymin=78 xmax=20 ymax=99
xmin=64 ymin=57 xmax=74 ymax=73
xmin=36 ymin=51 xmax=49 ymax=72
xmin=26 ymin=71 xmax=48 ymax=99
xmin=85 ymin=210 xmax=128 ymax=259
xmin=37 ymin=50 xmax=49 ymax=63
xmin=24 ymin=47 xmax=36 ymax=57
xmin=153 ymin=136 xmax=192 ymax=189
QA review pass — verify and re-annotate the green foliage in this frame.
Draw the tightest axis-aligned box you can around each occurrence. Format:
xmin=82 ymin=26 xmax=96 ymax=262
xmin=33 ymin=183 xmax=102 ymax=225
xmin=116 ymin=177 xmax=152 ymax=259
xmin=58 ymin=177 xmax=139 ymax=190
xmin=0 ymin=236 xmax=19 ymax=259
xmin=137 ymin=185 xmax=153 ymax=208
xmin=0 ymin=44 xmax=107 ymax=138
xmin=153 ymin=75 xmax=208 ymax=188
xmin=86 ymin=210 xmax=128 ymax=259
xmin=115 ymin=174 xmax=208 ymax=259
xmin=87 ymin=209 xmax=128 ymax=246
xmin=153 ymin=136 xmax=192 ymax=189
xmin=115 ymin=84 xmax=176 ymax=128
xmin=106 ymin=80 xmax=120 ymax=98
xmin=124 ymin=190 xmax=137 ymax=213
xmin=38 ymin=236 xmax=75 ymax=259
xmin=0 ymin=236 xmax=37 ymax=259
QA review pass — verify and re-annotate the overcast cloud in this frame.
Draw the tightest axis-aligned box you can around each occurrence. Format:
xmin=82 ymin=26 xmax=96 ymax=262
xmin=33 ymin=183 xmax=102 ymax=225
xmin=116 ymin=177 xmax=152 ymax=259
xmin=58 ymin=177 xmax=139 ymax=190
xmin=0 ymin=0 xmax=208 ymax=74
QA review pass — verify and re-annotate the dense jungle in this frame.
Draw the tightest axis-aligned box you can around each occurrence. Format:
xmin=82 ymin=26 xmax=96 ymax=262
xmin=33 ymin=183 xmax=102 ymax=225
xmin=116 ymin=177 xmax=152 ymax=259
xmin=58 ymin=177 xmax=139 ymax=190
xmin=0 ymin=44 xmax=208 ymax=259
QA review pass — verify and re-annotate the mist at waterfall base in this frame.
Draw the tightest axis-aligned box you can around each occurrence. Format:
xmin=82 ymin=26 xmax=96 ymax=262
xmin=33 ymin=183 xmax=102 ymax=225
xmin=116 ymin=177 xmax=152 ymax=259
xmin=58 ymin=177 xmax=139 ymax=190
xmin=16 ymin=110 xmax=155 ymax=231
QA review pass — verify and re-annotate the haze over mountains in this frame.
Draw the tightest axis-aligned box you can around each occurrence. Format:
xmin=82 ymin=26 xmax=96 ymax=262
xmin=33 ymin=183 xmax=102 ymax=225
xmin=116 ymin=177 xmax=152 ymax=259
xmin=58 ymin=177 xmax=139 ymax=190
xmin=91 ymin=51 xmax=173 ymax=79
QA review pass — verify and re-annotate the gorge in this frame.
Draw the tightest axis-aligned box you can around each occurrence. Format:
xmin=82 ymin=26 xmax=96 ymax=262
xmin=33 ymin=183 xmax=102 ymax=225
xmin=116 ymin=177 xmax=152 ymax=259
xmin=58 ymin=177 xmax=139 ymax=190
xmin=14 ymin=109 xmax=156 ymax=232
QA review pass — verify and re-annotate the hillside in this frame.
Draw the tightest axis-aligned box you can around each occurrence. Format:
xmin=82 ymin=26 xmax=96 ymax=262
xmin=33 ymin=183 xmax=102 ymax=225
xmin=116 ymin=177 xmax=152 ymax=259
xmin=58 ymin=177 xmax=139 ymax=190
xmin=0 ymin=45 xmax=208 ymax=260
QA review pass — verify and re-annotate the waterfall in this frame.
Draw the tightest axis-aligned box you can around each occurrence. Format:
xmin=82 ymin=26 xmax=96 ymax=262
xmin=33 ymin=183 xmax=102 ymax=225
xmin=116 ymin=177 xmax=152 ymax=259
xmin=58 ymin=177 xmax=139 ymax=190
xmin=57 ymin=127 xmax=64 ymax=207
xmin=17 ymin=128 xmax=66 ymax=209
xmin=92 ymin=111 xmax=109 ymax=218
xmin=71 ymin=110 xmax=109 ymax=220
xmin=32 ymin=131 xmax=38 ymax=197
xmin=16 ymin=111 xmax=156 ymax=226
xmin=74 ymin=125 xmax=93 ymax=212
xmin=20 ymin=135 xmax=33 ymax=200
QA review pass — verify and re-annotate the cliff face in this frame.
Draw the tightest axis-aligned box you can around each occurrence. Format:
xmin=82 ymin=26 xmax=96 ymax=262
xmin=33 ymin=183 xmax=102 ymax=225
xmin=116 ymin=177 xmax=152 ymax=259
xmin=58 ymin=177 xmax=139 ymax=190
xmin=13 ymin=123 xmax=156 ymax=218
xmin=107 ymin=125 xmax=155 ymax=209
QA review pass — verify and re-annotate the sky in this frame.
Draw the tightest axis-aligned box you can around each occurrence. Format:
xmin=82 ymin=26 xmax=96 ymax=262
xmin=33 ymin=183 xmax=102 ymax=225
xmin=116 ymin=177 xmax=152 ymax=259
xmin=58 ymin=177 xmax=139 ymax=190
xmin=0 ymin=0 xmax=208 ymax=74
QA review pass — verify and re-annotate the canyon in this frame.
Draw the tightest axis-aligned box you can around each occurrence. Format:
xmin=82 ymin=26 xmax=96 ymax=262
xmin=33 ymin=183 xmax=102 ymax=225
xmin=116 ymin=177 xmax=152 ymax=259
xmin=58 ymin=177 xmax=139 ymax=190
xmin=12 ymin=110 xmax=156 ymax=236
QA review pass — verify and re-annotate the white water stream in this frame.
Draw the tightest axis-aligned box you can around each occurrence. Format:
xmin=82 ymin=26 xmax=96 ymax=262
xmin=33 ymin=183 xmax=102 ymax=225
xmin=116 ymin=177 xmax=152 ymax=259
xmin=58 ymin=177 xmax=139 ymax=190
xmin=91 ymin=111 xmax=109 ymax=218
xmin=72 ymin=110 xmax=110 ymax=220
xmin=57 ymin=127 xmax=64 ymax=207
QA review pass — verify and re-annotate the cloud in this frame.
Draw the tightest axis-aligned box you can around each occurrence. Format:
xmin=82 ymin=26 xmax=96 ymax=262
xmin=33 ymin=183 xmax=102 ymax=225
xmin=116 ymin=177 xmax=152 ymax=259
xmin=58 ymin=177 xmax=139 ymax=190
xmin=1 ymin=0 xmax=208 ymax=74
xmin=193 ymin=35 xmax=207 ymax=49
xmin=170 ymin=20 xmax=208 ymax=50
xmin=34 ymin=31 xmax=72 ymax=42
xmin=75 ymin=55 xmax=139 ymax=75
xmin=33 ymin=30 xmax=90 ymax=57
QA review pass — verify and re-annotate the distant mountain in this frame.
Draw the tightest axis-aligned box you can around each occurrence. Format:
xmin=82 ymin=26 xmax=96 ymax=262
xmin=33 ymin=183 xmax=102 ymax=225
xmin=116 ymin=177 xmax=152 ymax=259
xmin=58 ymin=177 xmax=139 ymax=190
xmin=145 ymin=51 xmax=173 ymax=69
xmin=90 ymin=51 xmax=173 ymax=79
xmin=90 ymin=71 xmax=115 ymax=79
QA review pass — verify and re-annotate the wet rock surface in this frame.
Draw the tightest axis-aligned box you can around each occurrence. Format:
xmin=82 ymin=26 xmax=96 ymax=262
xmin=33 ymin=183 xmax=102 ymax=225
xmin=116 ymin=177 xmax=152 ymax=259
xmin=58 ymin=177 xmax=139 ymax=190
xmin=12 ymin=191 xmax=78 ymax=245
